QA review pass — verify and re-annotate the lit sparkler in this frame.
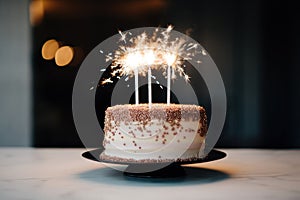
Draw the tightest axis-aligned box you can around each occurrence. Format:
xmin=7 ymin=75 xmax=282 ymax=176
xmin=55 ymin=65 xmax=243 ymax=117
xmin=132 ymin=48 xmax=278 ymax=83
xmin=101 ymin=77 xmax=113 ymax=85
xmin=101 ymin=26 xmax=203 ymax=105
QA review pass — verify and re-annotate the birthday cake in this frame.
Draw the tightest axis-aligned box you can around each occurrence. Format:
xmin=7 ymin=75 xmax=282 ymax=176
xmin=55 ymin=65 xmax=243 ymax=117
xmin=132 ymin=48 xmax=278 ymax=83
xmin=100 ymin=103 xmax=208 ymax=163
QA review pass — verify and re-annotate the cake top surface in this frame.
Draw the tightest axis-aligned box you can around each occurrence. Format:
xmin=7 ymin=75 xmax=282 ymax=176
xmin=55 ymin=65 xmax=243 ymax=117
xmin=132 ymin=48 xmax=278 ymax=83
xmin=105 ymin=103 xmax=206 ymax=122
xmin=107 ymin=103 xmax=203 ymax=110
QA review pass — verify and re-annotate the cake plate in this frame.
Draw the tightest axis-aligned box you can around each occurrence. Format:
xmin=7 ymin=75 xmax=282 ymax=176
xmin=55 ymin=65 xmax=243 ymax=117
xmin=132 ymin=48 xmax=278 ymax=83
xmin=82 ymin=148 xmax=226 ymax=178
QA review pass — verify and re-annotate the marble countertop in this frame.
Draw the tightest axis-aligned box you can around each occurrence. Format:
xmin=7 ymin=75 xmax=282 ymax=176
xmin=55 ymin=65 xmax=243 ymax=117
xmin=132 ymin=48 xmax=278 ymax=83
xmin=0 ymin=148 xmax=299 ymax=200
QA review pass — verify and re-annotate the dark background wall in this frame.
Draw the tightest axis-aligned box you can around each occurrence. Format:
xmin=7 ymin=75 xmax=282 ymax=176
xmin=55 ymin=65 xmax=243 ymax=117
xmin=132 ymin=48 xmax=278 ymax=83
xmin=31 ymin=0 xmax=300 ymax=148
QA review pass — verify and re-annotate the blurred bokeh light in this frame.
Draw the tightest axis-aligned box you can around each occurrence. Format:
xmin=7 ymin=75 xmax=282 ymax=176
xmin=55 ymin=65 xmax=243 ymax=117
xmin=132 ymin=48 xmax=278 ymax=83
xmin=29 ymin=0 xmax=44 ymax=26
xmin=55 ymin=46 xmax=74 ymax=67
xmin=41 ymin=39 xmax=59 ymax=60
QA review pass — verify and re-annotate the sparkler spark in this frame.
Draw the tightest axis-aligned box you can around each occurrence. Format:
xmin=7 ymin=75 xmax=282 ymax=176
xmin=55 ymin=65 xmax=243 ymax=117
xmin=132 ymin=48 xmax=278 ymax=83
xmin=101 ymin=26 xmax=205 ymax=85
xmin=101 ymin=77 xmax=113 ymax=85
xmin=184 ymin=74 xmax=191 ymax=82
xmin=118 ymin=30 xmax=127 ymax=43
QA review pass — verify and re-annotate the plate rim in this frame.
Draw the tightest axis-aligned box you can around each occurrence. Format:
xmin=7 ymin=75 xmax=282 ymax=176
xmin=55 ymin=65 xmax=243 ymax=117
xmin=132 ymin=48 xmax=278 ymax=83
xmin=82 ymin=148 xmax=226 ymax=165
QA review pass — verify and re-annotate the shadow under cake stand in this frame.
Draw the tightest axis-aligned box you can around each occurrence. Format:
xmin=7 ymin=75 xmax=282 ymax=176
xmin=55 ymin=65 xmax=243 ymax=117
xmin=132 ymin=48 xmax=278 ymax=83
xmin=82 ymin=148 xmax=226 ymax=178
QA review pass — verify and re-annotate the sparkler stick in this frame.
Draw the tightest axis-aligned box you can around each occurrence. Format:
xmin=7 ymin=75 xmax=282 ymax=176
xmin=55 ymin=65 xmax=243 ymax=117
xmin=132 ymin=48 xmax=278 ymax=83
xmin=134 ymin=68 xmax=139 ymax=104
xmin=167 ymin=65 xmax=171 ymax=105
xmin=145 ymin=50 xmax=155 ymax=107
xmin=165 ymin=53 xmax=176 ymax=105
xmin=148 ymin=66 xmax=152 ymax=106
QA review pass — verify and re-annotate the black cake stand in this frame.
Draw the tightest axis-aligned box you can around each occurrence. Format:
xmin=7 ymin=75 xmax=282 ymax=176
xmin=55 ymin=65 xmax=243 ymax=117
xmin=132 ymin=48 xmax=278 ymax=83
xmin=82 ymin=148 xmax=226 ymax=178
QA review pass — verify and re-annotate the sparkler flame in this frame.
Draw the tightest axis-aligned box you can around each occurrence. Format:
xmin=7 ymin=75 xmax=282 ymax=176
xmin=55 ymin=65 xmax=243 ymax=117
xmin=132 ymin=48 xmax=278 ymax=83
xmin=102 ymin=25 xmax=202 ymax=84
xmin=164 ymin=53 xmax=177 ymax=67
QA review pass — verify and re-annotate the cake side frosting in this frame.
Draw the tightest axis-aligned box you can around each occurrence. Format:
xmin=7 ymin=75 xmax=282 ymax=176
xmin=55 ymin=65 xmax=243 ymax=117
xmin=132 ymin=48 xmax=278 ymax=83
xmin=101 ymin=103 xmax=208 ymax=163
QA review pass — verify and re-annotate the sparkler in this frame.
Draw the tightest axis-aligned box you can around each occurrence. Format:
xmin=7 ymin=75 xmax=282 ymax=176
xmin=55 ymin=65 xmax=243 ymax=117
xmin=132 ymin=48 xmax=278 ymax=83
xmin=101 ymin=26 xmax=203 ymax=105
xmin=164 ymin=53 xmax=177 ymax=105
xmin=144 ymin=49 xmax=155 ymax=106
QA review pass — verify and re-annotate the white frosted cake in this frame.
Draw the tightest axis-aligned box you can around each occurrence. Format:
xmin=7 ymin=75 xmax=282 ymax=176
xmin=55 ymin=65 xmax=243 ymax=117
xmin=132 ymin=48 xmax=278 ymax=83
xmin=100 ymin=104 xmax=208 ymax=163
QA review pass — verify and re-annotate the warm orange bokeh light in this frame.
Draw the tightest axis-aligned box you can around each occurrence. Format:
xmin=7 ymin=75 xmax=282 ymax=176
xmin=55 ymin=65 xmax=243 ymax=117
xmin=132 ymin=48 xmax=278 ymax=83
xmin=55 ymin=46 xmax=74 ymax=67
xmin=41 ymin=39 xmax=59 ymax=60
xmin=29 ymin=0 xmax=44 ymax=26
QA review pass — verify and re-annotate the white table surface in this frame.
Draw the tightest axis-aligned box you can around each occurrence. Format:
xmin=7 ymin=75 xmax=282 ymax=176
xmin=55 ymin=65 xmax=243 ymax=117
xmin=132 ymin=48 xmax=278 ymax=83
xmin=0 ymin=148 xmax=299 ymax=200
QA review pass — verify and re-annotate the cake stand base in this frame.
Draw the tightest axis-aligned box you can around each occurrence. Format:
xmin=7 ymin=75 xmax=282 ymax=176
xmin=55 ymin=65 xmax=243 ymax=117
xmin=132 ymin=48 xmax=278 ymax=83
xmin=82 ymin=148 xmax=226 ymax=179
xmin=123 ymin=163 xmax=186 ymax=178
